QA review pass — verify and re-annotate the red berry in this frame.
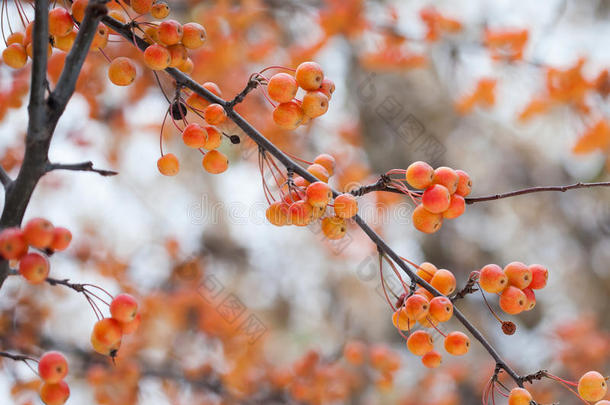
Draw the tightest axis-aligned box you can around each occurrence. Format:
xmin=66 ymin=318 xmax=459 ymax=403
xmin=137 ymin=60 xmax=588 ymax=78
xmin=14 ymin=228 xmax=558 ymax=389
xmin=499 ymin=286 xmax=526 ymax=315
xmin=182 ymin=123 xmax=208 ymax=148
xmin=404 ymin=294 xmax=429 ymax=320
xmin=421 ymin=350 xmax=442 ymax=368
xmin=203 ymin=103 xmax=226 ymax=125
xmin=429 ymin=296 xmax=453 ymax=322
xmin=110 ymin=293 xmax=138 ymax=323
xmin=319 ymin=78 xmax=335 ymax=99
xmin=288 ymin=201 xmax=314 ymax=226
xmin=38 ymin=351 xmax=68 ymax=384
xmin=0 ymin=228 xmax=28 ymax=260
xmin=522 ymin=287 xmax=536 ymax=311
xmin=157 ymin=19 xmax=183 ymax=45
xmin=143 ymin=44 xmax=170 ymax=70
xmin=19 ymin=252 xmax=49 ymax=284
xmin=23 ymin=217 xmax=54 ymax=249
xmin=442 ymin=194 xmax=465 ymax=219
xmin=392 ymin=307 xmax=411 ymax=330
xmin=50 ymin=227 xmax=72 ymax=251
xmin=92 ymin=318 xmax=123 ymax=347
xmin=49 ymin=8 xmax=73 ymax=37
xmin=306 ymin=182 xmax=332 ymax=208
xmin=433 ymin=167 xmax=459 ymax=194
xmin=121 ymin=313 xmax=141 ymax=335
xmin=406 ymin=161 xmax=434 ymax=189
xmin=528 ymin=264 xmax=548 ymax=289
xmin=273 ymin=101 xmax=304 ymax=130
xmin=455 ymin=170 xmax=472 ymax=196
xmin=504 ymin=261 xmax=532 ymax=289
xmin=407 ymin=330 xmax=434 ymax=356
xmin=422 ymin=184 xmax=451 ymax=214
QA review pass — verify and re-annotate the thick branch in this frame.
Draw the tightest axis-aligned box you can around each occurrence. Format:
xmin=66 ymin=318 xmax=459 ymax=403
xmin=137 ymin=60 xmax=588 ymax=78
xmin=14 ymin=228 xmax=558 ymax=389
xmin=46 ymin=161 xmax=118 ymax=177
xmin=104 ymin=15 xmax=526 ymax=386
xmin=27 ymin=0 xmax=50 ymax=144
xmin=0 ymin=166 xmax=11 ymax=188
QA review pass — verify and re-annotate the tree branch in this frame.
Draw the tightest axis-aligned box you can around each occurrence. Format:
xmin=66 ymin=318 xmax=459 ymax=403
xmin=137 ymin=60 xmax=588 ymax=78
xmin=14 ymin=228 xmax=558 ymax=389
xmin=46 ymin=161 xmax=118 ymax=177
xmin=0 ymin=166 xmax=12 ymax=188
xmin=464 ymin=182 xmax=610 ymax=204
xmin=104 ymin=15 xmax=527 ymax=387
xmin=27 ymin=0 xmax=50 ymax=144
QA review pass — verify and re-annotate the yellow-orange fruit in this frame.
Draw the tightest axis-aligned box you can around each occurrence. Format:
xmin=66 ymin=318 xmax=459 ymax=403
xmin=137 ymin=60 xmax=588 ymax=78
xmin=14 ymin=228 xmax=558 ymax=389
xmin=108 ymin=57 xmax=136 ymax=86
xmin=181 ymin=22 xmax=207 ymax=49
xmin=157 ymin=153 xmax=179 ymax=176
xmin=202 ymin=150 xmax=229 ymax=174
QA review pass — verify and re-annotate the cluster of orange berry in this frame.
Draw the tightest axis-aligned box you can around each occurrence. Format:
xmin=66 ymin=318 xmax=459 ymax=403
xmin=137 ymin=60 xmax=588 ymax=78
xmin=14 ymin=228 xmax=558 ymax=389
xmin=265 ymin=154 xmax=358 ymax=240
xmin=392 ymin=263 xmax=470 ymax=368
xmin=268 ymin=62 xmax=335 ymax=130
xmin=478 ymin=262 xmax=548 ymax=315
xmin=157 ymin=82 xmax=229 ymax=176
xmin=38 ymin=351 xmax=70 ymax=405
xmin=405 ymin=161 xmax=471 ymax=234
xmin=0 ymin=218 xmax=71 ymax=283
xmin=508 ymin=370 xmax=608 ymax=405
xmin=90 ymin=293 xmax=140 ymax=357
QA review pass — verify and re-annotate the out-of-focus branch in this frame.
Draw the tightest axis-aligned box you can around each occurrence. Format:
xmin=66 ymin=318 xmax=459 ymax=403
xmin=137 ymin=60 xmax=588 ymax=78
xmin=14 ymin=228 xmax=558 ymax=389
xmin=0 ymin=166 xmax=11 ymax=188
xmin=46 ymin=161 xmax=118 ymax=177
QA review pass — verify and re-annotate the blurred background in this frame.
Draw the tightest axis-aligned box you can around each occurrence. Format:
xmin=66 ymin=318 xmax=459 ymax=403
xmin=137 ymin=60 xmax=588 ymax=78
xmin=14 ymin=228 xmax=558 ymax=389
xmin=0 ymin=0 xmax=609 ymax=404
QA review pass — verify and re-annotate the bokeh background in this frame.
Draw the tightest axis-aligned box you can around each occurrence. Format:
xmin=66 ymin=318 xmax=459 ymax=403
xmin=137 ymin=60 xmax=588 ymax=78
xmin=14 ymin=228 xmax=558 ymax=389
xmin=0 ymin=0 xmax=609 ymax=404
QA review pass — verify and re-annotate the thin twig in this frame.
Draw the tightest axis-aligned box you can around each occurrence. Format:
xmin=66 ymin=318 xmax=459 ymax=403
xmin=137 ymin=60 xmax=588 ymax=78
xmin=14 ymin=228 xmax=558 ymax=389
xmin=0 ymin=351 xmax=37 ymax=362
xmin=46 ymin=161 xmax=118 ymax=177
xmin=0 ymin=165 xmax=11 ymax=188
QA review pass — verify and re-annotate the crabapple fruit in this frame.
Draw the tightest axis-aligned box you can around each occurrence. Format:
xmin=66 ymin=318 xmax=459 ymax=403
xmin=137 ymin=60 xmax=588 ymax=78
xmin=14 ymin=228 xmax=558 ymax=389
xmin=404 ymin=294 xmax=429 ymax=320
xmin=412 ymin=204 xmax=443 ymax=233
xmin=306 ymin=182 xmax=332 ymax=207
xmin=23 ymin=217 xmax=54 ymax=249
xmin=202 ymin=150 xmax=229 ymax=174
xmin=307 ymin=163 xmax=330 ymax=183
xmin=433 ymin=167 xmax=458 ymax=194
xmin=392 ymin=307 xmax=411 ymax=330
xmin=157 ymin=154 xmax=179 ymax=176
xmin=455 ymin=169 xmax=472 ymax=196
xmin=479 ymin=264 xmax=508 ymax=293
xmin=429 ymin=296 xmax=453 ymax=322
xmin=158 ymin=19 xmax=183 ymax=45
xmin=499 ymin=286 xmax=526 ymax=315
xmin=38 ymin=351 xmax=68 ymax=384
xmin=422 ymin=184 xmax=451 ymax=214
xmin=504 ymin=261 xmax=532 ymax=289
xmin=417 ymin=262 xmax=437 ymax=282
xmin=19 ymin=252 xmax=49 ymax=284
xmin=151 ymin=1 xmax=170 ymax=19
xmin=406 ymin=161 xmax=434 ymax=189
xmin=444 ymin=331 xmax=470 ymax=356
xmin=528 ymin=264 xmax=548 ymax=289
xmin=0 ymin=228 xmax=28 ymax=260
xmin=407 ymin=330 xmax=434 ymax=356
xmin=313 ymin=154 xmax=335 ymax=176
xmin=2 ymin=44 xmax=27 ymax=69
xmin=273 ymin=101 xmax=304 ymax=129
xmin=49 ymin=8 xmax=73 ymax=38
xmin=430 ymin=269 xmax=456 ymax=295
xmin=182 ymin=123 xmax=208 ymax=148
xmin=92 ymin=318 xmax=123 ymax=347
xmin=108 ymin=57 xmax=136 ymax=86
xmin=203 ymin=103 xmax=227 ymax=125
xmin=181 ymin=22 xmax=207 ymax=49
xmin=321 ymin=216 xmax=347 ymax=240
xmin=522 ymin=287 xmax=536 ymax=311
xmin=266 ymin=202 xmax=290 ymax=226
xmin=421 ymin=350 xmax=442 ymax=368
xmin=110 ymin=293 xmax=138 ymax=323
xmin=443 ymin=194 xmax=465 ymax=219
xmin=333 ymin=193 xmax=358 ymax=218
xmin=578 ymin=371 xmax=607 ymax=402
xmin=143 ymin=44 xmax=171 ymax=70
xmin=40 ymin=380 xmax=70 ymax=405
xmin=508 ymin=388 xmax=532 ymax=405
xmin=267 ymin=73 xmax=298 ymax=103
xmin=302 ymin=91 xmax=329 ymax=118
xmin=295 ymin=61 xmax=324 ymax=91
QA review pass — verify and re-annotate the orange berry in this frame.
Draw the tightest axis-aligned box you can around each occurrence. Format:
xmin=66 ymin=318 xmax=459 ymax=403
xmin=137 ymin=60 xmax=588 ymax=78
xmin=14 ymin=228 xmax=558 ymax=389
xmin=202 ymin=126 xmax=222 ymax=150
xmin=578 ymin=371 xmax=607 ymax=402
xmin=108 ymin=57 xmax=136 ymax=86
xmin=49 ymin=8 xmax=73 ymax=38
xmin=406 ymin=330 xmax=434 ymax=356
xmin=54 ymin=30 xmax=77 ymax=52
xmin=421 ymin=350 xmax=442 ymax=368
xmin=415 ymin=287 xmax=434 ymax=302
xmin=422 ymin=184 xmax=451 ymax=213
xmin=288 ymin=200 xmax=314 ymax=226
xmin=2 ymin=44 xmax=27 ymax=69
xmin=71 ymin=0 xmax=88 ymax=22
xmin=443 ymin=194 xmax=465 ymax=219
xmin=406 ymin=161 xmax=434 ymax=189
xmin=404 ymin=294 xmax=429 ymax=320
xmin=522 ymin=287 xmax=536 ymax=311
xmin=38 ymin=352 xmax=68 ymax=384
xmin=343 ymin=340 xmax=366 ymax=365
xmin=479 ymin=264 xmax=508 ymax=293
xmin=40 ymin=380 xmax=70 ymax=405
xmin=307 ymin=163 xmax=330 ymax=183
xmin=92 ymin=318 xmax=123 ymax=347
xmin=90 ymin=25 xmax=109 ymax=51
xmin=433 ymin=166 xmax=459 ymax=194
xmin=143 ymin=44 xmax=170 ymax=70
xmin=444 ymin=331 xmax=470 ymax=356
xmin=7 ymin=32 xmax=25 ymax=45
xmin=167 ymin=44 xmax=187 ymax=68
xmin=267 ymin=73 xmax=298 ymax=103
xmin=182 ymin=123 xmax=207 ymax=148
xmin=203 ymin=82 xmax=222 ymax=98
xmin=295 ymin=61 xmax=324 ymax=91
xmin=202 ymin=150 xmax=229 ymax=174
xmin=392 ymin=307 xmax=411 ymax=330
xmin=504 ymin=261 xmax=532 ymax=289
xmin=90 ymin=333 xmax=121 ymax=356
xmin=508 ymin=388 xmax=533 ymax=405
xmin=203 ymin=103 xmax=226 ymax=125
xmin=130 ymin=0 xmax=152 ymax=14
xmin=0 ymin=228 xmax=28 ymax=260
xmin=430 ymin=269 xmax=456 ymax=295
xmin=412 ymin=204 xmax=443 ymax=233
xmin=110 ymin=293 xmax=138 ymax=323
xmin=181 ymin=22 xmax=207 ymax=49
xmin=157 ymin=19 xmax=182 ymax=45
xmin=23 ymin=218 xmax=54 ymax=249
xmin=429 ymin=296 xmax=453 ymax=322
xmin=157 ymin=153 xmax=179 ymax=176
xmin=178 ymin=57 xmax=194 ymax=74
xmin=19 ymin=252 xmax=49 ymax=284
xmin=150 ymin=0 xmax=170 ymax=19
xmin=306 ymin=181 xmax=332 ymax=207
xmin=143 ymin=25 xmax=159 ymax=44
xmin=528 ymin=264 xmax=548 ymax=289
xmin=186 ymin=93 xmax=208 ymax=110
xmin=266 ymin=201 xmax=290 ymax=226
xmin=321 ymin=216 xmax=346 ymax=239
xmin=416 ymin=262 xmax=437 ymax=282
xmin=455 ymin=169 xmax=472 ymax=196
xmin=319 ymin=78 xmax=335 ymax=99
xmin=273 ymin=101 xmax=304 ymax=129
xmin=120 ymin=313 xmax=141 ymax=335
xmin=313 ymin=154 xmax=335 ymax=176
xmin=334 ymin=193 xmax=358 ymax=218
xmin=499 ymin=286 xmax=526 ymax=315
xmin=302 ymin=91 xmax=329 ymax=118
